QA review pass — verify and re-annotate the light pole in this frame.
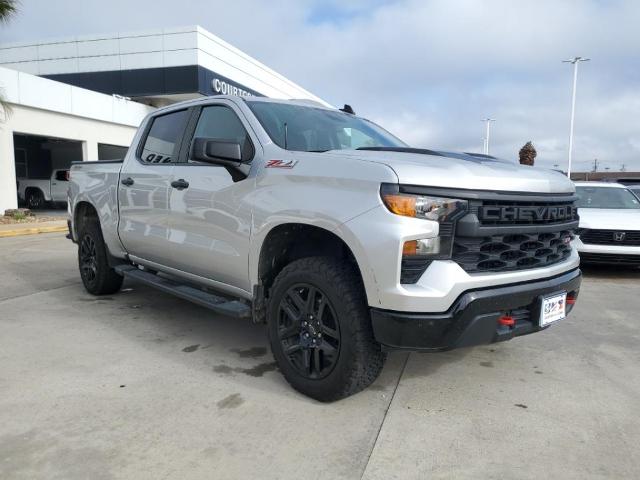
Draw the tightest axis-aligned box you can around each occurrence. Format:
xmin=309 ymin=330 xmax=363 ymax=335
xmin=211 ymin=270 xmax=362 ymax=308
xmin=481 ymin=118 xmax=495 ymax=155
xmin=562 ymin=56 xmax=590 ymax=177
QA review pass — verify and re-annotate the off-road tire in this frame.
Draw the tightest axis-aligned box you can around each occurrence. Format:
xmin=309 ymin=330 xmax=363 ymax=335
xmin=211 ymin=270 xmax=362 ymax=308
xmin=77 ymin=220 xmax=123 ymax=295
xmin=267 ymin=256 xmax=386 ymax=402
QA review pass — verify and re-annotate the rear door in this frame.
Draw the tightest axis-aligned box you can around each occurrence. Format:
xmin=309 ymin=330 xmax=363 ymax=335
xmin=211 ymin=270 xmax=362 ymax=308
xmin=167 ymin=102 xmax=257 ymax=293
xmin=118 ymin=108 xmax=190 ymax=265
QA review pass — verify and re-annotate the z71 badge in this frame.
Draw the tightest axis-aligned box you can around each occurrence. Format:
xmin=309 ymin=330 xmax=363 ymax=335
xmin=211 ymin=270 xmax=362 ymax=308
xmin=265 ymin=159 xmax=299 ymax=169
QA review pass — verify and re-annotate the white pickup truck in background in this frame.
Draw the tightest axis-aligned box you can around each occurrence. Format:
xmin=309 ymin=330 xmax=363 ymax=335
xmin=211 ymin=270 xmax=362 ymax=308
xmin=17 ymin=168 xmax=70 ymax=209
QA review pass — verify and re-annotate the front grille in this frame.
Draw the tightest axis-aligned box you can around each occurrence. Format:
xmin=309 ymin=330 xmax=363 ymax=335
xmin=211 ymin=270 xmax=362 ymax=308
xmin=580 ymin=229 xmax=640 ymax=246
xmin=453 ymin=230 xmax=572 ymax=273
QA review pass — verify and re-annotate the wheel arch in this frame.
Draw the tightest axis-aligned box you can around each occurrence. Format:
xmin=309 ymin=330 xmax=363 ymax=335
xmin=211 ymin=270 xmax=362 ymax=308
xmin=73 ymin=201 xmax=99 ymax=239
xmin=253 ymin=222 xmax=374 ymax=322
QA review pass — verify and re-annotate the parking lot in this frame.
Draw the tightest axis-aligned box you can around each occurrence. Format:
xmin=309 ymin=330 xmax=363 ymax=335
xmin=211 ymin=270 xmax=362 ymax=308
xmin=1 ymin=233 xmax=639 ymax=479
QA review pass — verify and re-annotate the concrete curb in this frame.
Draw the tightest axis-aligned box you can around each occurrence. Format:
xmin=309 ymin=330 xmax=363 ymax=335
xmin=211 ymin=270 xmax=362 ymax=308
xmin=0 ymin=224 xmax=68 ymax=238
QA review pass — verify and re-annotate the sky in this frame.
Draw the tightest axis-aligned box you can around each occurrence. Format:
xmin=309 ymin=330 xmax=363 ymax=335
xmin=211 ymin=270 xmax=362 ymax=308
xmin=1 ymin=0 xmax=639 ymax=172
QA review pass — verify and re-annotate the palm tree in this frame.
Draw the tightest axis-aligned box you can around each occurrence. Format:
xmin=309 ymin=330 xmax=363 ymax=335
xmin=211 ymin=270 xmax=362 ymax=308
xmin=0 ymin=0 xmax=17 ymax=20
xmin=0 ymin=0 xmax=18 ymax=120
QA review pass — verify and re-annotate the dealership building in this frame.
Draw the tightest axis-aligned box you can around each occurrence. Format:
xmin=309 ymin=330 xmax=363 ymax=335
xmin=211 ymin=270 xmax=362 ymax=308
xmin=0 ymin=26 xmax=325 ymax=212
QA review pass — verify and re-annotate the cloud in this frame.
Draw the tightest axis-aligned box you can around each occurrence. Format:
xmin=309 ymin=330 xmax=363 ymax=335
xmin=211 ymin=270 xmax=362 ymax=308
xmin=1 ymin=0 xmax=639 ymax=171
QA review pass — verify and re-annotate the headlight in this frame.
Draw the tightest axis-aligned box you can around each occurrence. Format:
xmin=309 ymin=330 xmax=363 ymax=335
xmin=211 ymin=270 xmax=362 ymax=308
xmin=381 ymin=184 xmax=469 ymax=284
xmin=380 ymin=184 xmax=468 ymax=222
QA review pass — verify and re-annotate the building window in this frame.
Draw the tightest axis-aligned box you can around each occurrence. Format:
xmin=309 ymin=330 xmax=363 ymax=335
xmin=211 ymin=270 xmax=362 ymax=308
xmin=14 ymin=148 xmax=27 ymax=178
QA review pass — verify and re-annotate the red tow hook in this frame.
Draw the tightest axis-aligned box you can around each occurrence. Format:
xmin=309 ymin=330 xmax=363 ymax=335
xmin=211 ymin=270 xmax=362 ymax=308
xmin=498 ymin=314 xmax=515 ymax=327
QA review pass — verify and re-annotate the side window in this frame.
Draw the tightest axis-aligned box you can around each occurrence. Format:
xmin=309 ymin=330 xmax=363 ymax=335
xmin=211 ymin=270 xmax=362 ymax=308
xmin=190 ymin=106 xmax=253 ymax=163
xmin=55 ymin=170 xmax=68 ymax=181
xmin=140 ymin=110 xmax=189 ymax=164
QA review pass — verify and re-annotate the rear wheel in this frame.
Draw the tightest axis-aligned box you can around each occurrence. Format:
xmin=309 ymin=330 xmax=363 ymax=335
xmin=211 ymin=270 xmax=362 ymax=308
xmin=26 ymin=189 xmax=45 ymax=209
xmin=78 ymin=220 xmax=123 ymax=295
xmin=267 ymin=257 xmax=386 ymax=402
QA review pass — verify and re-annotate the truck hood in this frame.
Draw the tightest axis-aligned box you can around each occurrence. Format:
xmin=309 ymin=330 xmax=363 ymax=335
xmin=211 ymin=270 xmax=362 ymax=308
xmin=336 ymin=149 xmax=574 ymax=194
xmin=578 ymin=208 xmax=640 ymax=230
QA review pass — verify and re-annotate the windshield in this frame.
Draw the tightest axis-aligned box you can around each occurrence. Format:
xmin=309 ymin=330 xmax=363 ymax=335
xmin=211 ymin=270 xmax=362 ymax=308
xmin=246 ymin=101 xmax=407 ymax=152
xmin=576 ymin=186 xmax=640 ymax=209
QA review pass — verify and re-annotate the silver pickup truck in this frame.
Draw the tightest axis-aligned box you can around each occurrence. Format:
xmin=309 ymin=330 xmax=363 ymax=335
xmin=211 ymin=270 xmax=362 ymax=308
xmin=68 ymin=96 xmax=581 ymax=401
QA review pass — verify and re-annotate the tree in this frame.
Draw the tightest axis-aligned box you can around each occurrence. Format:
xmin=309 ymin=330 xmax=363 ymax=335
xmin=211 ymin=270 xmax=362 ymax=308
xmin=519 ymin=141 xmax=537 ymax=166
xmin=0 ymin=0 xmax=18 ymax=120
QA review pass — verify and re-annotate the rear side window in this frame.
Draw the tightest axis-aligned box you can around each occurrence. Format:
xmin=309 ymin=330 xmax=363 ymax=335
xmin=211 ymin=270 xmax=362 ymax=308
xmin=140 ymin=110 xmax=189 ymax=164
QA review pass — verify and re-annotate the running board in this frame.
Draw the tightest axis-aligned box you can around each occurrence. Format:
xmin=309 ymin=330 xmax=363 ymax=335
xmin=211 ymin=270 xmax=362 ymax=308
xmin=115 ymin=265 xmax=252 ymax=319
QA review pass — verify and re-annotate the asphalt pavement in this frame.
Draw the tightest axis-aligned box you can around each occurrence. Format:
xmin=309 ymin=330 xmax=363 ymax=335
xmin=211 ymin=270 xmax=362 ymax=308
xmin=1 ymin=233 xmax=638 ymax=479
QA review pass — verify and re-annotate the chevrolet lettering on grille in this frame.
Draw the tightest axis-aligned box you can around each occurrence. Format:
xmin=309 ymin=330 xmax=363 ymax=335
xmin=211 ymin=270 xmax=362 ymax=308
xmin=478 ymin=205 xmax=577 ymax=222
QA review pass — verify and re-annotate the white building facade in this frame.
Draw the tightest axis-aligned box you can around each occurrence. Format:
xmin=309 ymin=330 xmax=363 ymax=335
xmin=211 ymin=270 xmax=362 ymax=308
xmin=0 ymin=26 xmax=325 ymax=212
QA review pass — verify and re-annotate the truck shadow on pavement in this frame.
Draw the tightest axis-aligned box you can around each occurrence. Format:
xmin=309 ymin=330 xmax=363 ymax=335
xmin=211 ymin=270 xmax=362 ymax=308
xmin=75 ymin=280 xmax=404 ymax=402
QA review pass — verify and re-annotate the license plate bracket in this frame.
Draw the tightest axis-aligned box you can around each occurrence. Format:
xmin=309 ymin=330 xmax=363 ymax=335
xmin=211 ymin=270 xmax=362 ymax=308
xmin=540 ymin=292 xmax=567 ymax=326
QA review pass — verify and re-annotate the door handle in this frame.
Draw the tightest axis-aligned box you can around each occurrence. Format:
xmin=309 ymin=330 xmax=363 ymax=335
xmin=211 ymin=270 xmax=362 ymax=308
xmin=121 ymin=177 xmax=135 ymax=186
xmin=171 ymin=179 xmax=189 ymax=190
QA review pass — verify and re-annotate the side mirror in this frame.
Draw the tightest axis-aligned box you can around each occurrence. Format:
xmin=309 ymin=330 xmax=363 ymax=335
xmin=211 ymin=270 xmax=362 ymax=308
xmin=191 ymin=137 xmax=242 ymax=166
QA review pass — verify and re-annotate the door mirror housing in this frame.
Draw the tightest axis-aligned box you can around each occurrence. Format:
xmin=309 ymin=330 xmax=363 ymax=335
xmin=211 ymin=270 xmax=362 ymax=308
xmin=191 ymin=137 xmax=243 ymax=166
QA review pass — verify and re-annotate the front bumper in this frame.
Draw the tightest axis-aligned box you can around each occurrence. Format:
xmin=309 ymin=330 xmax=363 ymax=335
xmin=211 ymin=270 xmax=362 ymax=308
xmin=370 ymin=268 xmax=581 ymax=351
xmin=339 ymin=204 xmax=581 ymax=313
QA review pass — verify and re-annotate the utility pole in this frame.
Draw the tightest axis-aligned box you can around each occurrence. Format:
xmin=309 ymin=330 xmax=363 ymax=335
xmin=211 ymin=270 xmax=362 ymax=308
xmin=562 ymin=56 xmax=590 ymax=177
xmin=481 ymin=118 xmax=495 ymax=155
xmin=621 ymin=163 xmax=627 ymax=172
xmin=592 ymin=158 xmax=599 ymax=172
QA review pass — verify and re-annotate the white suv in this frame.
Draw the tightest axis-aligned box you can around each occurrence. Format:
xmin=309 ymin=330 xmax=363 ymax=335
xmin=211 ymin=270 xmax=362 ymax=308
xmin=574 ymin=182 xmax=640 ymax=265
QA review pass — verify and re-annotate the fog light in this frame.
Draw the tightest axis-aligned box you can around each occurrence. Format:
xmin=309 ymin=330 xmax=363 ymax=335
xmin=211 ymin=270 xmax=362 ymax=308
xmin=403 ymin=238 xmax=440 ymax=256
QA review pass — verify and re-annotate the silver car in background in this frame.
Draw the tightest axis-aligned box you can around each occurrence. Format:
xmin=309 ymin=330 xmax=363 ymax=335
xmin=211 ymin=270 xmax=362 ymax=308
xmin=573 ymin=182 xmax=640 ymax=265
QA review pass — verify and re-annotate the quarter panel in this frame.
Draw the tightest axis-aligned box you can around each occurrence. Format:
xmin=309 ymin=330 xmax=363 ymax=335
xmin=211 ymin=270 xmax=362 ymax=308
xmin=69 ymin=163 xmax=124 ymax=257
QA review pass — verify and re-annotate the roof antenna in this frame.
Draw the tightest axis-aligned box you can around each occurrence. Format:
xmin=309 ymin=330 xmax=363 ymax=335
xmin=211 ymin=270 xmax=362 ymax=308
xmin=340 ymin=104 xmax=355 ymax=115
xmin=284 ymin=122 xmax=288 ymax=150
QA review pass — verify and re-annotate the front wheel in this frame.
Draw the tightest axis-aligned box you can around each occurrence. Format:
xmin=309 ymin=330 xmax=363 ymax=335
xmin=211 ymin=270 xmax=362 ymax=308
xmin=267 ymin=257 xmax=386 ymax=402
xmin=77 ymin=221 xmax=123 ymax=295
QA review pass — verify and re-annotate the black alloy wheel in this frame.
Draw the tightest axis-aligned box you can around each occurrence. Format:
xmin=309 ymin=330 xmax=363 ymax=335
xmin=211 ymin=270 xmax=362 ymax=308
xmin=79 ymin=234 xmax=98 ymax=285
xmin=277 ymin=283 xmax=341 ymax=379
xmin=27 ymin=190 xmax=44 ymax=209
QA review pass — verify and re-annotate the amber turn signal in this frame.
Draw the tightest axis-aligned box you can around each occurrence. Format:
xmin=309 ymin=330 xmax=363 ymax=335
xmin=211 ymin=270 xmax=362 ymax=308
xmin=383 ymin=194 xmax=417 ymax=217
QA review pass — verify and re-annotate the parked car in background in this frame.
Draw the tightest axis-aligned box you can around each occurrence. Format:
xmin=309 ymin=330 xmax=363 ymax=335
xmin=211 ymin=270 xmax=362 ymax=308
xmin=573 ymin=182 xmax=640 ymax=265
xmin=625 ymin=183 xmax=640 ymax=199
xmin=17 ymin=169 xmax=70 ymax=209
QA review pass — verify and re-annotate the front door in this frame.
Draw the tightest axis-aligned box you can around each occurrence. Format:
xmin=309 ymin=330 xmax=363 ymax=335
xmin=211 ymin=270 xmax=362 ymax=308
xmin=118 ymin=108 xmax=189 ymax=265
xmin=168 ymin=103 xmax=256 ymax=293
xmin=50 ymin=169 xmax=69 ymax=202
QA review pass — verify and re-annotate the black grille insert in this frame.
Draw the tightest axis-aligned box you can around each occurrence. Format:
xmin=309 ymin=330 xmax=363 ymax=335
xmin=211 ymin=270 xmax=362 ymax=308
xmin=400 ymin=256 xmax=432 ymax=284
xmin=580 ymin=229 xmax=640 ymax=246
xmin=453 ymin=231 xmax=572 ymax=273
